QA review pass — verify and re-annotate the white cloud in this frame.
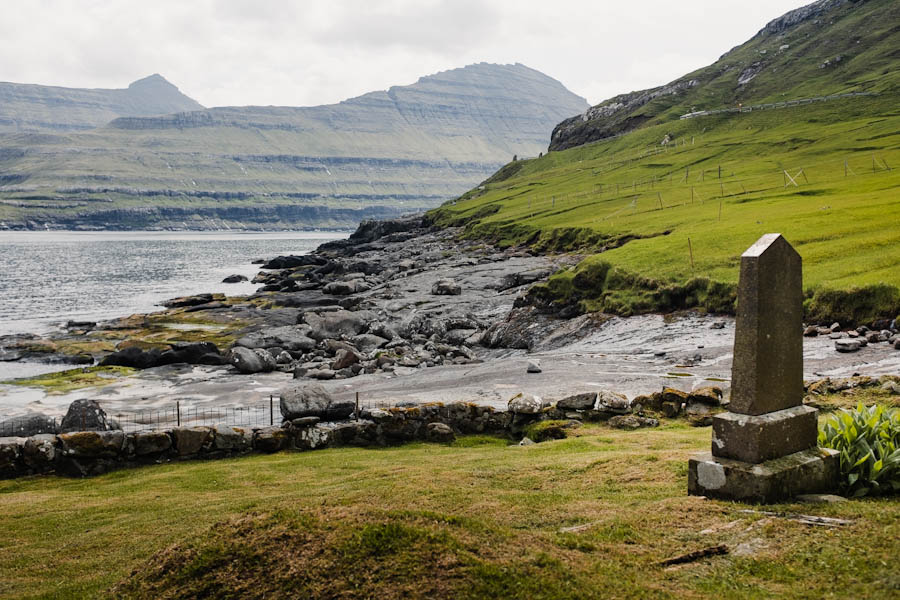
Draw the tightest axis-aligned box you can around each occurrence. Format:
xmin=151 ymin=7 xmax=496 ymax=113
xmin=0 ymin=0 xmax=814 ymax=107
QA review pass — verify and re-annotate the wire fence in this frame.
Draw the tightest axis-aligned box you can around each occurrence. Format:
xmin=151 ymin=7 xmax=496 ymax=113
xmin=679 ymin=91 xmax=876 ymax=120
xmin=0 ymin=394 xmax=409 ymax=437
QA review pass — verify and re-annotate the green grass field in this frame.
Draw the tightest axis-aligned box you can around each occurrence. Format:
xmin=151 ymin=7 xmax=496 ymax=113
xmin=430 ymin=95 xmax=900 ymax=321
xmin=1 ymin=408 xmax=898 ymax=599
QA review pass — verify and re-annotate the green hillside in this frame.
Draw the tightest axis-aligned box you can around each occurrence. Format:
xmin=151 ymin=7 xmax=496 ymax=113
xmin=430 ymin=1 xmax=900 ymax=324
xmin=550 ymin=0 xmax=900 ymax=150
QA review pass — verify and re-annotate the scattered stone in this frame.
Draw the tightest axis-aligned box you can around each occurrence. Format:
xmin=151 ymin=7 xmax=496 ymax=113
xmin=302 ymin=310 xmax=373 ymax=341
xmin=222 ymin=274 xmax=248 ymax=283
xmin=802 ymin=325 xmax=818 ymax=337
xmin=608 ymin=415 xmax=659 ymax=429
xmin=795 ymin=493 xmax=847 ymax=504
xmin=518 ymin=437 xmax=536 ymax=446
xmin=834 ymin=339 xmax=861 ymax=353
xmin=829 ymin=322 xmax=841 ymax=332
xmin=431 ymin=278 xmax=461 ymax=296
xmin=711 ymin=321 xmax=726 ymax=329
xmin=829 ymin=332 xmax=844 ymax=339
xmin=526 ymin=360 xmax=542 ymax=373
xmin=228 ymin=347 xmax=277 ymax=374
xmin=331 ymin=349 xmax=360 ymax=371
xmin=234 ymin=326 xmax=316 ymax=353
xmin=596 ymin=390 xmax=630 ymax=413
xmin=865 ymin=331 xmax=883 ymax=343
xmin=880 ymin=381 xmax=900 ymax=394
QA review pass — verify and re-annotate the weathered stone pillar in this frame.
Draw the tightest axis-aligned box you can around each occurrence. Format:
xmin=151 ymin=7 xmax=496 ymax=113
xmin=688 ymin=234 xmax=838 ymax=503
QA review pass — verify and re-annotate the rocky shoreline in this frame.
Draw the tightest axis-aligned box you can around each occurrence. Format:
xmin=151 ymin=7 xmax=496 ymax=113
xmin=1 ymin=214 xmax=899 ymax=425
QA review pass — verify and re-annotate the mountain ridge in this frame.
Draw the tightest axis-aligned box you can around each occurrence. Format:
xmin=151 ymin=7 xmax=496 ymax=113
xmin=0 ymin=63 xmax=588 ymax=230
xmin=0 ymin=74 xmax=204 ymax=133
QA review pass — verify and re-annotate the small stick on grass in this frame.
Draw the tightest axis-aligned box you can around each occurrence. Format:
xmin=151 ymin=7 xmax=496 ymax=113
xmin=659 ymin=544 xmax=728 ymax=566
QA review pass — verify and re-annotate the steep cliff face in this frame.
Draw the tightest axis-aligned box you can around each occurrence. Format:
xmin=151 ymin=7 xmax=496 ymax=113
xmin=550 ymin=0 xmax=898 ymax=151
xmin=0 ymin=63 xmax=588 ymax=230
xmin=0 ymin=74 xmax=204 ymax=132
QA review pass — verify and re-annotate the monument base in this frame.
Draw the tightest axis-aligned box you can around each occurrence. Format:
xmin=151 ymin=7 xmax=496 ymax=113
xmin=688 ymin=447 xmax=839 ymax=503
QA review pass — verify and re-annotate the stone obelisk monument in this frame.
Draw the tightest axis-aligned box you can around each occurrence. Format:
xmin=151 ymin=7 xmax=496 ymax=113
xmin=688 ymin=234 xmax=838 ymax=503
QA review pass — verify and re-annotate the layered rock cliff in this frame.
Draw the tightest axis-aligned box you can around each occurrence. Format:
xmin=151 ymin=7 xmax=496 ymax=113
xmin=0 ymin=74 xmax=204 ymax=132
xmin=0 ymin=63 xmax=588 ymax=230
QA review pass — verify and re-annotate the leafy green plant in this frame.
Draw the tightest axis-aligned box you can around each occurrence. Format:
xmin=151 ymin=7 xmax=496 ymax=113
xmin=818 ymin=403 xmax=900 ymax=497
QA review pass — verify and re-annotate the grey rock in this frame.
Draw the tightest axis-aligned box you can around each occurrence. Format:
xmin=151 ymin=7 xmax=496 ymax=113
xmin=234 ymin=326 xmax=315 ymax=352
xmin=280 ymin=383 xmax=355 ymax=420
xmin=211 ymin=425 xmax=251 ymax=452
xmin=222 ymin=274 xmax=248 ymax=283
xmin=308 ymin=369 xmax=337 ymax=380
xmin=526 ymin=360 xmax=542 ymax=373
xmin=276 ymin=351 xmax=293 ymax=364
xmin=133 ymin=431 xmax=172 ymax=456
xmin=508 ymin=393 xmax=543 ymax=415
xmin=303 ymin=310 xmax=374 ymax=341
xmin=425 ymin=422 xmax=456 ymax=443
xmin=22 ymin=434 xmax=57 ymax=471
xmin=557 ymin=392 xmax=597 ymax=410
xmin=229 ymin=347 xmax=277 ymax=374
xmin=253 ymin=427 xmax=287 ymax=453
xmin=834 ymin=339 xmax=861 ymax=353
xmin=518 ymin=437 xmax=536 ymax=446
xmin=597 ymin=390 xmax=630 ymax=412
xmin=290 ymin=416 xmax=321 ymax=427
xmin=431 ymin=278 xmax=461 ymax=296
xmin=0 ymin=413 xmax=57 ymax=437
xmin=331 ymin=349 xmax=360 ymax=371
xmin=60 ymin=400 xmax=119 ymax=433
xmin=795 ymin=493 xmax=847 ymax=504
xmin=323 ymin=279 xmax=370 ymax=296
xmin=608 ymin=415 xmax=659 ymax=429
xmin=351 ymin=334 xmax=389 ymax=353
xmin=802 ymin=325 xmax=818 ymax=337
xmin=171 ymin=427 xmax=213 ymax=456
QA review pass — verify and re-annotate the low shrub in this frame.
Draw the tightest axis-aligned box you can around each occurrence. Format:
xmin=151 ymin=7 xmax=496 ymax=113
xmin=818 ymin=403 xmax=900 ymax=497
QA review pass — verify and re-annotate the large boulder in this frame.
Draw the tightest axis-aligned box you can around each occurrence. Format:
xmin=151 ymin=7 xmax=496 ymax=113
xmin=160 ymin=293 xmax=215 ymax=308
xmin=22 ymin=434 xmax=57 ymax=472
xmin=59 ymin=400 xmax=119 ymax=433
xmin=234 ymin=326 xmax=316 ymax=353
xmin=212 ymin=425 xmax=251 ymax=452
xmin=0 ymin=413 xmax=58 ymax=437
xmin=425 ymin=422 xmax=456 ymax=443
xmin=280 ymin=383 xmax=355 ymax=421
xmin=229 ymin=347 xmax=277 ymax=374
xmin=302 ymin=310 xmax=374 ymax=341
xmin=596 ymin=390 xmax=630 ymax=414
xmin=133 ymin=431 xmax=173 ymax=456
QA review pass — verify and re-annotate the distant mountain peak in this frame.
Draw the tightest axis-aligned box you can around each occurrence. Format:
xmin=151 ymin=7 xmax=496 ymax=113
xmin=128 ymin=74 xmax=173 ymax=89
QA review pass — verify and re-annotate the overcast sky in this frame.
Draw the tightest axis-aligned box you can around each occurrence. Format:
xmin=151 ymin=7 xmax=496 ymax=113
xmin=0 ymin=0 xmax=812 ymax=108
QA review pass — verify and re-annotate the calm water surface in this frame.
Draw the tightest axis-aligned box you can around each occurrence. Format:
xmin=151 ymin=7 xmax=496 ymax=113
xmin=0 ymin=231 xmax=346 ymax=337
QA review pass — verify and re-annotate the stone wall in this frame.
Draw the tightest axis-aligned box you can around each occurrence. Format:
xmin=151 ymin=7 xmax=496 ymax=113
xmin=0 ymin=402 xmax=517 ymax=480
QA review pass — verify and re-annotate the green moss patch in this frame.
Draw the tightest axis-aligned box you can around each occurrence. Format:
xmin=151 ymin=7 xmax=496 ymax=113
xmin=1 ymin=365 xmax=136 ymax=394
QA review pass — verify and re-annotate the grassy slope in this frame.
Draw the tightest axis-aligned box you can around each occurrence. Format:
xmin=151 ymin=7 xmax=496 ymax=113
xmin=430 ymin=94 xmax=900 ymax=321
xmin=1 ymin=415 xmax=898 ymax=599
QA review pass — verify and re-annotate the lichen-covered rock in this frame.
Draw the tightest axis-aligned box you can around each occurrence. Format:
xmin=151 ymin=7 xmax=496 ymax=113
xmin=425 ymin=422 xmax=456 ymax=443
xmin=596 ymin=390 xmax=630 ymax=413
xmin=508 ymin=393 xmax=543 ymax=415
xmin=133 ymin=431 xmax=172 ymax=456
xmin=229 ymin=347 xmax=277 ymax=374
xmin=23 ymin=434 xmax=57 ymax=472
xmin=212 ymin=425 xmax=251 ymax=452
xmin=253 ymin=427 xmax=287 ymax=453
xmin=557 ymin=392 xmax=597 ymax=410
xmin=0 ymin=439 xmax=23 ymax=478
xmin=171 ymin=426 xmax=213 ymax=456
xmin=431 ymin=278 xmax=461 ymax=296
xmin=59 ymin=430 xmax=125 ymax=458
xmin=687 ymin=386 xmax=724 ymax=406
xmin=280 ymin=383 xmax=355 ymax=421
xmin=60 ymin=400 xmax=118 ymax=433
xmin=608 ymin=415 xmax=660 ymax=429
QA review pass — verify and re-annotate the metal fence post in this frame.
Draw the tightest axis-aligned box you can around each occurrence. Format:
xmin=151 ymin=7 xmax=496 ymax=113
xmin=269 ymin=395 xmax=273 ymax=426
xmin=177 ymin=401 xmax=181 ymax=427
